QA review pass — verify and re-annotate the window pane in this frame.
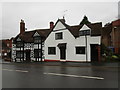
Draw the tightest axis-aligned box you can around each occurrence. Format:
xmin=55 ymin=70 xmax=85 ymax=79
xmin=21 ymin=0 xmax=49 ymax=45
xmin=48 ymin=47 xmax=56 ymax=55
xmin=55 ymin=32 xmax=63 ymax=40
xmin=86 ymin=30 xmax=90 ymax=35
xmin=76 ymin=47 xmax=85 ymax=54
xmin=34 ymin=49 xmax=41 ymax=58
xmin=16 ymin=51 xmax=23 ymax=58
xmin=34 ymin=37 xmax=41 ymax=43
xmin=79 ymin=29 xmax=90 ymax=36
xmin=16 ymin=42 xmax=23 ymax=48
xmin=79 ymin=31 xmax=84 ymax=36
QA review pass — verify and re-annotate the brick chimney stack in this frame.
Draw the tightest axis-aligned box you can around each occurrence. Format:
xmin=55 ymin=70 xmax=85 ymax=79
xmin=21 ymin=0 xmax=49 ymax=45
xmin=50 ymin=21 xmax=54 ymax=30
xmin=20 ymin=19 xmax=25 ymax=34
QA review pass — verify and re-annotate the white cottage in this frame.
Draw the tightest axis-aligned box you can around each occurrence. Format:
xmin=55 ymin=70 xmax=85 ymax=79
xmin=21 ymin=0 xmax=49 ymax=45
xmin=44 ymin=18 xmax=102 ymax=62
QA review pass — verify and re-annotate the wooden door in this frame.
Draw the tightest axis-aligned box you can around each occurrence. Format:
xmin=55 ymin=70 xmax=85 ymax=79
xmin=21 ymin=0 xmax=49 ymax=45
xmin=60 ymin=47 xmax=66 ymax=59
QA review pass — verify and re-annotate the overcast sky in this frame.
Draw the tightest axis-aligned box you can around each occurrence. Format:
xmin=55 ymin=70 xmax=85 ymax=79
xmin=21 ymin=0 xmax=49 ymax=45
xmin=1 ymin=1 xmax=119 ymax=39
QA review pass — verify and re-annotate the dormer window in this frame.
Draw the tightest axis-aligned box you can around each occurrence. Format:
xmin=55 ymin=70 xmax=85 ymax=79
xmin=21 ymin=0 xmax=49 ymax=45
xmin=33 ymin=32 xmax=41 ymax=43
xmin=16 ymin=42 xmax=23 ymax=48
xmin=34 ymin=36 xmax=41 ymax=43
xmin=79 ymin=29 xmax=90 ymax=36
xmin=16 ymin=38 xmax=21 ymax=41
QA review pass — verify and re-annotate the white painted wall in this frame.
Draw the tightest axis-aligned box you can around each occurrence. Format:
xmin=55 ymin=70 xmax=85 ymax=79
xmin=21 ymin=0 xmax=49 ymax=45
xmin=80 ymin=24 xmax=90 ymax=31
xmin=54 ymin=21 xmax=66 ymax=30
xmin=45 ymin=21 xmax=101 ymax=62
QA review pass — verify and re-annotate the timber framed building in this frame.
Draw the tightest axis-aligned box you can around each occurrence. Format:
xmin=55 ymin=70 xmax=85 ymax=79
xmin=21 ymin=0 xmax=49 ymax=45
xmin=12 ymin=20 xmax=53 ymax=62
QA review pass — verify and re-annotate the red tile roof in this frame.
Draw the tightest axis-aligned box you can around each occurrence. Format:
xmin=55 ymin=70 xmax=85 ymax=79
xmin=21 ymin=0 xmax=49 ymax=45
xmin=112 ymin=19 xmax=120 ymax=26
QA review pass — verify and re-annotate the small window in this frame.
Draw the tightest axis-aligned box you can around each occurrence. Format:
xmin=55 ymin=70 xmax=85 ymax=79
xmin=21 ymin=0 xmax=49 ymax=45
xmin=79 ymin=29 xmax=90 ymax=36
xmin=34 ymin=36 xmax=41 ymax=43
xmin=16 ymin=42 xmax=23 ymax=48
xmin=79 ymin=31 xmax=84 ymax=36
xmin=55 ymin=32 xmax=63 ymax=40
xmin=76 ymin=47 xmax=85 ymax=54
xmin=86 ymin=30 xmax=90 ymax=35
xmin=48 ymin=47 xmax=56 ymax=55
xmin=16 ymin=51 xmax=23 ymax=58
xmin=34 ymin=49 xmax=41 ymax=58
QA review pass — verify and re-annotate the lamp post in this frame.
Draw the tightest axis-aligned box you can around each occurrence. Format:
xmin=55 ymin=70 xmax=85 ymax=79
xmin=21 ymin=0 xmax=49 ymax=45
xmin=84 ymin=30 xmax=89 ymax=62
xmin=80 ymin=29 xmax=90 ymax=62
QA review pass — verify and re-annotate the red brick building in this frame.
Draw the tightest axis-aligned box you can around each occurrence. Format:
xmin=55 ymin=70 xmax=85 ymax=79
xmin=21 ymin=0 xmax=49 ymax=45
xmin=102 ymin=19 xmax=120 ymax=54
xmin=111 ymin=19 xmax=120 ymax=54
xmin=101 ymin=23 xmax=112 ymax=47
xmin=0 ymin=38 xmax=13 ymax=61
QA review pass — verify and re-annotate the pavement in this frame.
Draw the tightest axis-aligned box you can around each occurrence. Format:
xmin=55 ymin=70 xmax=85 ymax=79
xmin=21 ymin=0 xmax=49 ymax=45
xmin=1 ymin=60 xmax=120 ymax=69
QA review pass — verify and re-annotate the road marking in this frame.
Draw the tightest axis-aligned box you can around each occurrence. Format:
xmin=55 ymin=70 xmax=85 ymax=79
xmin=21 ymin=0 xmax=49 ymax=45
xmin=2 ymin=69 xmax=29 ymax=73
xmin=44 ymin=73 xmax=104 ymax=80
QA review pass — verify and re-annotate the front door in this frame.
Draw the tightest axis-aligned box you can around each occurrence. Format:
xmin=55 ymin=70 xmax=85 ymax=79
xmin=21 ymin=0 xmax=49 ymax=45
xmin=26 ymin=50 xmax=31 ymax=62
xmin=60 ymin=47 xmax=66 ymax=59
xmin=90 ymin=44 xmax=98 ymax=62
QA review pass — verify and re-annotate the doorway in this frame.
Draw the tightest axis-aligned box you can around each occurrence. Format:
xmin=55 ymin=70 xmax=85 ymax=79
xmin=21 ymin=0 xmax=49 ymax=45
xmin=60 ymin=47 xmax=66 ymax=59
xmin=90 ymin=44 xmax=98 ymax=62
xmin=26 ymin=50 xmax=31 ymax=62
xmin=57 ymin=43 xmax=67 ymax=60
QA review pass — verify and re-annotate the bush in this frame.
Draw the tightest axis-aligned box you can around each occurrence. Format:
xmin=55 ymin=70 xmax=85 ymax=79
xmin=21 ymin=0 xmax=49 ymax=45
xmin=101 ymin=43 xmax=120 ymax=62
xmin=113 ymin=54 xmax=120 ymax=60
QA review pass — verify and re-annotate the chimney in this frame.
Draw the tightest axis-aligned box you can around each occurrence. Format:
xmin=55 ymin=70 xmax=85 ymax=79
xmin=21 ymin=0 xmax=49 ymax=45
xmin=50 ymin=21 xmax=54 ymax=30
xmin=20 ymin=19 xmax=25 ymax=34
xmin=63 ymin=16 xmax=65 ymax=22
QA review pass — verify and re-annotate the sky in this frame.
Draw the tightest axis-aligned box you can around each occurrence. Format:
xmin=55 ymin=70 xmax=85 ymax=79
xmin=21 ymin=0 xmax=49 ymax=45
xmin=1 ymin=1 xmax=119 ymax=39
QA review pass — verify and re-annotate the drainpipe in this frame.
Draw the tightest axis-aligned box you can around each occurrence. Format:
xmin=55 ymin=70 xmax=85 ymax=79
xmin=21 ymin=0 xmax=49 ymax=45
xmin=98 ymin=45 xmax=101 ymax=62
xmin=41 ymin=37 xmax=42 ymax=62
xmin=85 ymin=35 xmax=88 ymax=62
xmin=38 ymin=41 xmax=39 ymax=62
xmin=23 ymin=42 xmax=24 ymax=62
xmin=20 ymin=42 xmax=21 ymax=62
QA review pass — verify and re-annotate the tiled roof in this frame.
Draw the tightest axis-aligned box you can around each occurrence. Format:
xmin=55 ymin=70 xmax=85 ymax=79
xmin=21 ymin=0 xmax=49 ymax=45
xmin=14 ymin=19 xmax=102 ymax=43
xmin=87 ymin=22 xmax=102 ymax=36
xmin=59 ymin=19 xmax=102 ymax=37
xmin=101 ymin=24 xmax=112 ymax=36
xmin=112 ymin=19 xmax=120 ymax=26
xmin=14 ymin=29 xmax=50 ymax=43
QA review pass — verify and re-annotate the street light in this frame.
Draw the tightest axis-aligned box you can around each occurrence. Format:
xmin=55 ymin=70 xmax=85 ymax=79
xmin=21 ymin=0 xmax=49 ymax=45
xmin=83 ymin=30 xmax=90 ymax=62
xmin=79 ymin=29 xmax=90 ymax=62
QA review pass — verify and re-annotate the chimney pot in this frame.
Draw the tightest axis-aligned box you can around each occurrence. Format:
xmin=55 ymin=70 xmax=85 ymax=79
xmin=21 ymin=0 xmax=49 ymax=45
xmin=20 ymin=19 xmax=25 ymax=34
xmin=50 ymin=21 xmax=54 ymax=30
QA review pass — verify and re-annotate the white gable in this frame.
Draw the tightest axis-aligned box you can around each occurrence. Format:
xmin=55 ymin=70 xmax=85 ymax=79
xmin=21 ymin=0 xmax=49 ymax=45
xmin=53 ymin=21 xmax=66 ymax=31
xmin=33 ymin=32 xmax=40 ymax=37
xmin=80 ymin=24 xmax=90 ymax=31
xmin=17 ymin=37 xmax=21 ymax=41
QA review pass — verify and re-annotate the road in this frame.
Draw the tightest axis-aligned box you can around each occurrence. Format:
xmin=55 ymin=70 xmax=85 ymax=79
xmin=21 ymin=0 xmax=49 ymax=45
xmin=2 ymin=62 xmax=120 ymax=88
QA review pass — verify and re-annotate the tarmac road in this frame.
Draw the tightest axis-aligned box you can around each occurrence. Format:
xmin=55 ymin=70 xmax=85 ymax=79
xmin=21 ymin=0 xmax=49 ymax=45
xmin=2 ymin=62 xmax=120 ymax=88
